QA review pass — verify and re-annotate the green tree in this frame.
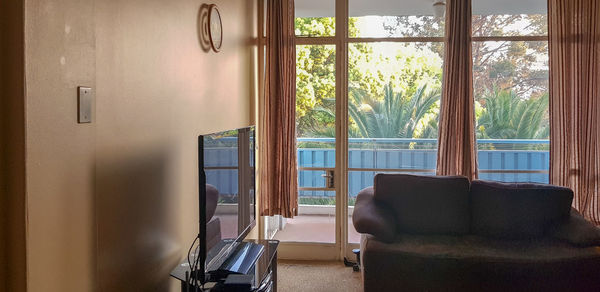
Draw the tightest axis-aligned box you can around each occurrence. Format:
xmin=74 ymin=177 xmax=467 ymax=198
xmin=312 ymin=83 xmax=440 ymax=139
xmin=370 ymin=14 xmax=549 ymax=99
xmin=296 ymin=44 xmax=336 ymax=137
xmin=476 ymin=89 xmax=549 ymax=140
xmin=348 ymin=83 xmax=440 ymax=138
xmin=295 ymin=18 xmax=359 ymax=137
xmin=348 ymin=42 xmax=443 ymax=99
xmin=376 ymin=16 xmax=445 ymax=57
xmin=295 ymin=17 xmax=335 ymax=36
xmin=471 ymin=15 xmax=548 ymax=100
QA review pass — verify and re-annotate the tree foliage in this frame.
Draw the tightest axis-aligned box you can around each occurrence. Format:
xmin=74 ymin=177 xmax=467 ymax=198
xmin=348 ymin=83 xmax=440 ymax=138
xmin=294 ymin=14 xmax=549 ymax=140
xmin=296 ymin=44 xmax=336 ymax=137
xmin=471 ymin=15 xmax=548 ymax=100
xmin=477 ymin=89 xmax=549 ymax=139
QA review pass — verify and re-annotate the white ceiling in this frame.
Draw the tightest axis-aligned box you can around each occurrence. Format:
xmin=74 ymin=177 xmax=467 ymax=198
xmin=295 ymin=0 xmax=547 ymax=18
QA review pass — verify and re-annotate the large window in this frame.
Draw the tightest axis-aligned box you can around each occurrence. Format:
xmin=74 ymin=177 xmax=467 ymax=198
xmin=472 ymin=0 xmax=549 ymax=183
xmin=265 ymin=0 xmax=550 ymax=250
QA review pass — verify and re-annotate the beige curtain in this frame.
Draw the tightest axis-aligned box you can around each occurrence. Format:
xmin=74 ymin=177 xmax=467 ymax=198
xmin=436 ymin=0 xmax=478 ymax=180
xmin=548 ymin=0 xmax=600 ymax=224
xmin=258 ymin=0 xmax=298 ymax=218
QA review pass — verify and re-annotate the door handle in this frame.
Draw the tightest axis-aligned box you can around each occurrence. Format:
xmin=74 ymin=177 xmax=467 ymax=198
xmin=321 ymin=170 xmax=335 ymax=189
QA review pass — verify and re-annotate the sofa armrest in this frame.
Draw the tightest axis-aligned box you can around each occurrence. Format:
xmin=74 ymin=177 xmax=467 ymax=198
xmin=206 ymin=217 xmax=222 ymax=251
xmin=551 ymin=208 xmax=600 ymax=247
xmin=352 ymin=187 xmax=396 ymax=243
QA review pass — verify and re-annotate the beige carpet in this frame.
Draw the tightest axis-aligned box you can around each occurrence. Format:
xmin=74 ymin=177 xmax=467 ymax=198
xmin=277 ymin=260 xmax=362 ymax=292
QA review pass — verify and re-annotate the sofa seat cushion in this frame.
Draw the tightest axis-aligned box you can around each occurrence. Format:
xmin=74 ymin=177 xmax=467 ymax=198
xmin=471 ymin=180 xmax=573 ymax=239
xmin=374 ymin=174 xmax=470 ymax=235
xmin=552 ymin=208 xmax=600 ymax=246
xmin=370 ymin=234 xmax=600 ymax=261
xmin=361 ymin=234 xmax=600 ymax=291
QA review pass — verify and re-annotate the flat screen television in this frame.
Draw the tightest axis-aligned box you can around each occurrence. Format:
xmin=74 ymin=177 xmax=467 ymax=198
xmin=190 ymin=126 xmax=260 ymax=285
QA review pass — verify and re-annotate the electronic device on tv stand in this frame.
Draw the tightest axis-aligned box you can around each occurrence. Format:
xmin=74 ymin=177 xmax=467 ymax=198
xmin=192 ymin=126 xmax=263 ymax=286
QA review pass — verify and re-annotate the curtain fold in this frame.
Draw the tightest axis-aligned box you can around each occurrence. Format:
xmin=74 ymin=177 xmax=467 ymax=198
xmin=548 ymin=0 xmax=600 ymax=224
xmin=258 ymin=0 xmax=298 ymax=218
xmin=436 ymin=0 xmax=478 ymax=180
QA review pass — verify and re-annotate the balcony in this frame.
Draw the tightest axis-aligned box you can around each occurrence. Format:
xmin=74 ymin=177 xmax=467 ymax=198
xmin=205 ymin=137 xmax=549 ymax=242
xmin=270 ymin=137 xmax=550 ymax=243
xmin=298 ymin=137 xmax=549 ymax=198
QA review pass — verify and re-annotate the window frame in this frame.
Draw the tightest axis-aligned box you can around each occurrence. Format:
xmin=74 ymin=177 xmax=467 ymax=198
xmin=471 ymin=12 xmax=550 ymax=179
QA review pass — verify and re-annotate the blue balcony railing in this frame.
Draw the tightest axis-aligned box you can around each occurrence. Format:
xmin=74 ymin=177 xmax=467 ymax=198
xmin=204 ymin=137 xmax=549 ymax=201
xmin=297 ymin=138 xmax=549 ymax=199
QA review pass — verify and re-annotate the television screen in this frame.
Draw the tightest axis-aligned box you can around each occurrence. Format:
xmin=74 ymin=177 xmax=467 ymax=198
xmin=203 ymin=127 xmax=255 ymax=240
xmin=196 ymin=126 xmax=256 ymax=281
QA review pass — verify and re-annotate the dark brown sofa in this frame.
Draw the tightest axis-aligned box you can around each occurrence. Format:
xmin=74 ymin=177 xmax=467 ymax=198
xmin=353 ymin=174 xmax=600 ymax=292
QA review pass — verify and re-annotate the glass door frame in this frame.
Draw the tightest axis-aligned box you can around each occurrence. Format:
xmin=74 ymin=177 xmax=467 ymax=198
xmin=264 ymin=0 xmax=350 ymax=261
xmin=255 ymin=0 xmax=351 ymax=261
xmin=258 ymin=0 xmax=447 ymax=261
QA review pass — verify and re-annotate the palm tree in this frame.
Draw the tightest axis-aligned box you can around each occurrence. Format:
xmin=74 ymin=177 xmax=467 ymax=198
xmin=348 ymin=82 xmax=440 ymax=138
xmin=476 ymin=89 xmax=549 ymax=140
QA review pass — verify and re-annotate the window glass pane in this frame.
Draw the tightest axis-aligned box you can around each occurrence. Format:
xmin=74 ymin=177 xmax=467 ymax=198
xmin=296 ymin=45 xmax=336 ymax=138
xmin=347 ymin=42 xmax=443 ymax=244
xmin=349 ymin=0 xmax=444 ymax=38
xmin=473 ymin=0 xmax=547 ymax=36
xmin=277 ymin=44 xmax=336 ymax=244
xmin=348 ymin=42 xmax=443 ymax=144
xmin=273 ymin=191 xmax=336 ymax=243
xmin=295 ymin=0 xmax=335 ymax=37
xmin=347 ymin=41 xmax=443 ymax=171
xmin=473 ymin=41 xmax=548 ymax=106
xmin=473 ymin=40 xmax=549 ymax=183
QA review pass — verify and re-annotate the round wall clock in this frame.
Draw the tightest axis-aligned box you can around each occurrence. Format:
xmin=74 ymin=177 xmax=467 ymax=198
xmin=208 ymin=4 xmax=223 ymax=52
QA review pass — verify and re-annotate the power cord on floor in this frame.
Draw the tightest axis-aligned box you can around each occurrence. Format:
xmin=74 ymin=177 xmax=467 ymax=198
xmin=343 ymin=249 xmax=361 ymax=272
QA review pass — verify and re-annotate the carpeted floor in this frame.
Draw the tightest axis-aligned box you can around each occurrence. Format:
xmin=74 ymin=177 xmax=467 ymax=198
xmin=277 ymin=260 xmax=362 ymax=292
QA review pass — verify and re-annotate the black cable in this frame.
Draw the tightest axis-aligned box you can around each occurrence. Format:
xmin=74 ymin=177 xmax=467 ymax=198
xmin=194 ymin=245 xmax=201 ymax=287
xmin=187 ymin=234 xmax=209 ymax=291
xmin=187 ymin=236 xmax=198 ymax=269
xmin=185 ymin=271 xmax=190 ymax=292
xmin=191 ymin=239 xmax=206 ymax=290
xmin=193 ymin=245 xmax=201 ymax=287
xmin=187 ymin=236 xmax=200 ymax=288
xmin=194 ymin=241 xmax=203 ymax=286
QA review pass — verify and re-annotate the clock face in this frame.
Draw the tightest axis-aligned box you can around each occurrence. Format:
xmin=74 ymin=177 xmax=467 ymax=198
xmin=209 ymin=5 xmax=222 ymax=52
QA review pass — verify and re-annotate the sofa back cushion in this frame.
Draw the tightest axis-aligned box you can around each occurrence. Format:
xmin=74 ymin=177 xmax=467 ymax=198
xmin=470 ymin=180 xmax=573 ymax=239
xmin=374 ymin=173 xmax=470 ymax=235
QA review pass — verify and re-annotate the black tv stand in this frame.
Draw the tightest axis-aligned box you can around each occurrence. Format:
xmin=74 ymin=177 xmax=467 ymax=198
xmin=171 ymin=239 xmax=279 ymax=292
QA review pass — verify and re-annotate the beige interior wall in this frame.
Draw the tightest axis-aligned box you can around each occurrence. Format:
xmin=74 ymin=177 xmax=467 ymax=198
xmin=23 ymin=0 xmax=257 ymax=290
xmin=1 ymin=0 xmax=27 ymax=291
xmin=95 ymin=0 xmax=257 ymax=290
xmin=24 ymin=0 xmax=98 ymax=290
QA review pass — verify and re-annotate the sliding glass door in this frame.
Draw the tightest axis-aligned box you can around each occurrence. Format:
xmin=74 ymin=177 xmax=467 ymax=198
xmin=274 ymin=43 xmax=337 ymax=244
xmin=344 ymin=0 xmax=445 ymax=258
xmin=265 ymin=0 xmax=342 ymax=260
xmin=266 ymin=0 xmax=447 ymax=261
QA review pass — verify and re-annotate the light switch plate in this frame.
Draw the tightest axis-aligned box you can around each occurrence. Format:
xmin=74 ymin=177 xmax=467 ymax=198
xmin=78 ymin=86 xmax=92 ymax=123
